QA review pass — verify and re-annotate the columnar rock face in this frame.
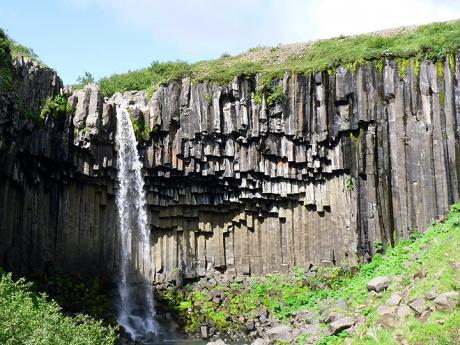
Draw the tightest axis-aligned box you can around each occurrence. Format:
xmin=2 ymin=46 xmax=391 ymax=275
xmin=1 ymin=55 xmax=460 ymax=283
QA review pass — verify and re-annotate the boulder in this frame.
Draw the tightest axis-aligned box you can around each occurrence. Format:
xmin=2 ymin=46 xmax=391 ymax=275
xmin=266 ymin=325 xmax=294 ymax=342
xmin=434 ymin=291 xmax=459 ymax=311
xmin=251 ymin=339 xmax=269 ymax=345
xmin=385 ymin=293 xmax=402 ymax=306
xmin=293 ymin=310 xmax=317 ymax=324
xmin=335 ymin=299 xmax=348 ymax=308
xmin=200 ymin=325 xmax=208 ymax=339
xmin=425 ymin=290 xmax=438 ymax=300
xmin=377 ymin=305 xmax=396 ymax=317
xmin=397 ymin=305 xmax=413 ymax=318
xmin=301 ymin=323 xmax=322 ymax=335
xmin=329 ymin=317 xmax=354 ymax=335
xmin=207 ymin=340 xmax=226 ymax=345
xmin=408 ymin=297 xmax=426 ymax=315
xmin=366 ymin=276 xmax=391 ymax=292
xmin=326 ymin=312 xmax=343 ymax=323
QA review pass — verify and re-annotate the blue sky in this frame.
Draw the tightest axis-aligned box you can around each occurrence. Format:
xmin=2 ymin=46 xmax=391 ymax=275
xmin=1 ymin=0 xmax=460 ymax=84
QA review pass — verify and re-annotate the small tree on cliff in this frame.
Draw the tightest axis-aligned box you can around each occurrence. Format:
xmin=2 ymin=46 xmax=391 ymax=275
xmin=76 ymin=71 xmax=95 ymax=86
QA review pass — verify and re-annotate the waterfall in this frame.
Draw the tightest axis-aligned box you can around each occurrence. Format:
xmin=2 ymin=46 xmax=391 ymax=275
xmin=115 ymin=103 xmax=158 ymax=340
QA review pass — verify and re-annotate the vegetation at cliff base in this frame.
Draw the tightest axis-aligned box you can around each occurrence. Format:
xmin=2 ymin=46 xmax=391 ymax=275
xmin=0 ymin=271 xmax=117 ymax=345
xmin=160 ymin=202 xmax=460 ymax=344
xmin=98 ymin=19 xmax=460 ymax=97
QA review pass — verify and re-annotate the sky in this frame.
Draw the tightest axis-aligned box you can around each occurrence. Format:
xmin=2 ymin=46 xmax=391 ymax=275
xmin=1 ymin=0 xmax=460 ymax=84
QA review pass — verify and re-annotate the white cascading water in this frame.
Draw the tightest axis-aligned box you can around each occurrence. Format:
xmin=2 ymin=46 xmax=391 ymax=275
xmin=115 ymin=102 xmax=158 ymax=340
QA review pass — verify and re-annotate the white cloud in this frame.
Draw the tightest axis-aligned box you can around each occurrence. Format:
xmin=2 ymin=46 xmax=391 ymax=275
xmin=62 ymin=0 xmax=460 ymax=60
xmin=311 ymin=0 xmax=460 ymax=38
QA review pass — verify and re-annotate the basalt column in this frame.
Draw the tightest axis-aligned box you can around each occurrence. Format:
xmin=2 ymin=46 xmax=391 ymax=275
xmin=1 ymin=56 xmax=459 ymax=284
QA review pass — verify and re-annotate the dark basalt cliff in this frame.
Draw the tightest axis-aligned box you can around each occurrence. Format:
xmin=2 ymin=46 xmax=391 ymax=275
xmin=1 ymin=54 xmax=460 ymax=284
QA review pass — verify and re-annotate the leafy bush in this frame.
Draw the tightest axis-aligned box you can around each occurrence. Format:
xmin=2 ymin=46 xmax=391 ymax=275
xmin=373 ymin=240 xmax=383 ymax=254
xmin=0 ymin=272 xmax=117 ymax=345
xmin=315 ymin=331 xmax=350 ymax=345
xmin=266 ymin=85 xmax=285 ymax=106
xmin=346 ymin=177 xmax=355 ymax=191
xmin=253 ymin=72 xmax=284 ymax=106
xmin=99 ymin=60 xmax=191 ymax=97
xmin=0 ymin=29 xmax=13 ymax=92
xmin=40 ymin=94 xmax=72 ymax=121
xmin=73 ymin=71 xmax=95 ymax=90
xmin=130 ymin=115 xmax=151 ymax=142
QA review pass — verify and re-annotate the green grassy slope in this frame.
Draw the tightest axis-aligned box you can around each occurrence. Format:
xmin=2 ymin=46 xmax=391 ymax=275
xmin=161 ymin=202 xmax=460 ymax=344
xmin=98 ymin=19 xmax=460 ymax=97
xmin=347 ymin=204 xmax=460 ymax=345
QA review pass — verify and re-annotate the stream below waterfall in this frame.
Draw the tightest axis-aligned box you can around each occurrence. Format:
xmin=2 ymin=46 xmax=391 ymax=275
xmin=140 ymin=340 xmax=243 ymax=345
xmin=135 ymin=338 xmax=246 ymax=345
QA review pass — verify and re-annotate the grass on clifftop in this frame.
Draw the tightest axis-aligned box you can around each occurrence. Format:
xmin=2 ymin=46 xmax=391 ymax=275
xmin=0 ymin=29 xmax=45 ymax=92
xmin=0 ymin=270 xmax=117 ymax=345
xmin=98 ymin=19 xmax=460 ymax=97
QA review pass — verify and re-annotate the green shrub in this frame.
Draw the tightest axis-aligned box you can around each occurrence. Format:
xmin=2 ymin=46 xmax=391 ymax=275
xmin=346 ymin=176 xmax=355 ymax=191
xmin=0 ymin=29 xmax=13 ymax=92
xmin=73 ymin=72 xmax=95 ymax=90
xmin=254 ymin=72 xmax=284 ymax=106
xmin=204 ymin=93 xmax=213 ymax=106
xmin=266 ymin=85 xmax=285 ymax=105
xmin=40 ymin=94 xmax=72 ymax=121
xmin=316 ymin=331 xmax=350 ymax=345
xmin=373 ymin=240 xmax=383 ymax=254
xmin=0 ymin=272 xmax=116 ymax=345
xmin=130 ymin=115 xmax=151 ymax=142
xmin=99 ymin=60 xmax=191 ymax=97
